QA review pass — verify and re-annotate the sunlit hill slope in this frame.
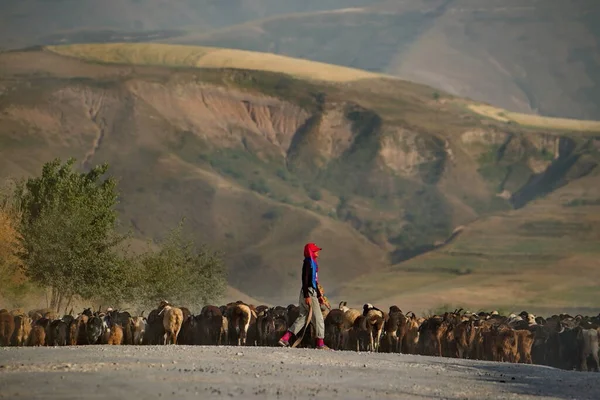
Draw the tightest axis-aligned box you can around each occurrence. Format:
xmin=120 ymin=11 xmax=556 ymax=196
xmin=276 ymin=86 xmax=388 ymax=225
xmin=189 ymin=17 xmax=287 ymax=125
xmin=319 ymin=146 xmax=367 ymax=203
xmin=0 ymin=43 xmax=599 ymax=312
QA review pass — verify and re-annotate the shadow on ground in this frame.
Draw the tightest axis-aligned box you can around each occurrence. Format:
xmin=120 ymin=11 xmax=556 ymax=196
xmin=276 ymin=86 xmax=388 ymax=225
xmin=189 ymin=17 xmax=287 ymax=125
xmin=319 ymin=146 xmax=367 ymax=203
xmin=418 ymin=358 xmax=597 ymax=400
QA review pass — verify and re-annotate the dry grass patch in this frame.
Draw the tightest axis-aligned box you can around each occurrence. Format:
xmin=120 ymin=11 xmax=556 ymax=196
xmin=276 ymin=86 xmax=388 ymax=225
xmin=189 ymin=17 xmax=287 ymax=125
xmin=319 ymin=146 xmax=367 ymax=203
xmin=341 ymin=257 xmax=600 ymax=315
xmin=45 ymin=43 xmax=390 ymax=83
xmin=467 ymin=104 xmax=600 ymax=133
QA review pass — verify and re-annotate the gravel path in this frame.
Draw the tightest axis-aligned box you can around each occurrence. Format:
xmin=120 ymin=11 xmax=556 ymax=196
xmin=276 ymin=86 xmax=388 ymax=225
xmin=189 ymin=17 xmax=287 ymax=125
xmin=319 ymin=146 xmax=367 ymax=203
xmin=0 ymin=346 xmax=597 ymax=399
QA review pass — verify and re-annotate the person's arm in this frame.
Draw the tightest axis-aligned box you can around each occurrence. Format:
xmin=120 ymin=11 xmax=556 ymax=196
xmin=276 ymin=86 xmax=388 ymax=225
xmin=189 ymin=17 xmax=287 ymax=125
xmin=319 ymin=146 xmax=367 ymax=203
xmin=313 ymin=260 xmax=322 ymax=298
xmin=301 ymin=259 xmax=310 ymax=299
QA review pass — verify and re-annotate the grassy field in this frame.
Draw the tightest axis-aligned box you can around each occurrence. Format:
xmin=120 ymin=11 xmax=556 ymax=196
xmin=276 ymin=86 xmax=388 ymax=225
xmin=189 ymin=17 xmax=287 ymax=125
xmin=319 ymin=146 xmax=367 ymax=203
xmin=467 ymin=104 xmax=600 ymax=133
xmin=337 ymin=172 xmax=600 ymax=314
xmin=46 ymin=43 xmax=390 ymax=83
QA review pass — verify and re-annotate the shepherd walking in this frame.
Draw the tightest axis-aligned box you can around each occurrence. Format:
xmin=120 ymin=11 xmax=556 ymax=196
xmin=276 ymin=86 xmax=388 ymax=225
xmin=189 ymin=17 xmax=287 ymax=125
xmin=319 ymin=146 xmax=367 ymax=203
xmin=278 ymin=242 xmax=330 ymax=350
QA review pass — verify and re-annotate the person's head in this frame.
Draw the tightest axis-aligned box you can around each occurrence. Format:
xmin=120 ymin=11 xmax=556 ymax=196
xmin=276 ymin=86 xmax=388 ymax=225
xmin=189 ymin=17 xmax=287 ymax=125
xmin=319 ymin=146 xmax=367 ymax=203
xmin=304 ymin=242 xmax=322 ymax=259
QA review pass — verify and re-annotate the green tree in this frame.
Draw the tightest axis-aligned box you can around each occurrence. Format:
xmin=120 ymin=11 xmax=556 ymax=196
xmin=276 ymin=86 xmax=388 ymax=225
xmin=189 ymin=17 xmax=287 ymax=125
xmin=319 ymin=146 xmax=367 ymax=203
xmin=15 ymin=158 xmax=129 ymax=313
xmin=135 ymin=219 xmax=227 ymax=310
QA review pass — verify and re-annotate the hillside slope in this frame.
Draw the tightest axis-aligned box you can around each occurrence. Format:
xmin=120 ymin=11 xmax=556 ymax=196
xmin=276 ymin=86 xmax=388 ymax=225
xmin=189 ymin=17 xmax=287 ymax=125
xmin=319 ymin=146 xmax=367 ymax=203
xmin=46 ymin=43 xmax=389 ymax=83
xmin=0 ymin=0 xmax=381 ymax=50
xmin=338 ymin=171 xmax=600 ymax=315
xmin=1 ymin=44 xmax=599 ymax=309
xmin=166 ymin=0 xmax=600 ymax=120
xmin=3 ymin=1 xmax=599 ymax=120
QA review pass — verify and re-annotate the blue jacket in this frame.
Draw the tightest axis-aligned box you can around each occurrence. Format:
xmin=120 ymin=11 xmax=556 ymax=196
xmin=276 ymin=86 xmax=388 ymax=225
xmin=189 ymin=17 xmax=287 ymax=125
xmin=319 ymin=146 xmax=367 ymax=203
xmin=301 ymin=257 xmax=321 ymax=299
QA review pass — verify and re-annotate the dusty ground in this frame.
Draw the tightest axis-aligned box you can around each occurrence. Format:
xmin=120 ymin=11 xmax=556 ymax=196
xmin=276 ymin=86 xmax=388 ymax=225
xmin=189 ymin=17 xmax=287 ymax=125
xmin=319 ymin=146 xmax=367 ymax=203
xmin=0 ymin=346 xmax=598 ymax=400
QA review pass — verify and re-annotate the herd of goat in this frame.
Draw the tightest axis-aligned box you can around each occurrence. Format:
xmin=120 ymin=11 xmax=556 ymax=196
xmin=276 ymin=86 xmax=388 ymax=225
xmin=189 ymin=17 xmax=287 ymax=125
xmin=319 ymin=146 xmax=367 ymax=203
xmin=1 ymin=299 xmax=599 ymax=373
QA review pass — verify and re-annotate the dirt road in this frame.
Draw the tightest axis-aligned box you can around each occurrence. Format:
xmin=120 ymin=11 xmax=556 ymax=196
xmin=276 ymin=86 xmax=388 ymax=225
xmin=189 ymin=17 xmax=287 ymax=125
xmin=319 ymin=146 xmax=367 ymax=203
xmin=0 ymin=346 xmax=597 ymax=399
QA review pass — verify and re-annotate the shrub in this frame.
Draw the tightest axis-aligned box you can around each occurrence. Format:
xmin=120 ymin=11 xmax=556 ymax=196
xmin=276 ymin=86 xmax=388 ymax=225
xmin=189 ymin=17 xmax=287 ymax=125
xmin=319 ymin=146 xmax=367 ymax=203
xmin=134 ymin=220 xmax=227 ymax=310
xmin=307 ymin=187 xmax=322 ymax=201
xmin=276 ymin=168 xmax=290 ymax=181
xmin=249 ymin=178 xmax=270 ymax=194
xmin=262 ymin=208 xmax=282 ymax=220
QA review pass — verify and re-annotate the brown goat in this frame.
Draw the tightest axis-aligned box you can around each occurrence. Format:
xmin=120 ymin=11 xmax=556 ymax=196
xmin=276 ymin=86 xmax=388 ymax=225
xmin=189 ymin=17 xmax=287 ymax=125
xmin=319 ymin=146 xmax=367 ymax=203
xmin=403 ymin=312 xmax=420 ymax=354
xmin=474 ymin=323 xmax=491 ymax=360
xmin=418 ymin=316 xmax=444 ymax=356
xmin=491 ymin=325 xmax=518 ymax=363
xmin=160 ymin=305 xmax=184 ymax=345
xmin=28 ymin=308 xmax=53 ymax=322
xmin=579 ymin=328 xmax=599 ymax=372
xmin=383 ymin=310 xmax=405 ymax=353
xmin=198 ymin=305 xmax=224 ymax=346
xmin=9 ymin=308 xmax=25 ymax=317
xmin=441 ymin=322 xmax=457 ymax=358
xmin=230 ymin=303 xmax=253 ymax=346
xmin=130 ymin=316 xmax=146 ymax=345
xmin=477 ymin=320 xmax=506 ymax=361
xmin=221 ymin=315 xmax=229 ymax=345
xmin=362 ymin=304 xmax=386 ymax=352
xmin=11 ymin=314 xmax=32 ymax=346
xmin=0 ymin=310 xmax=15 ymax=346
xmin=514 ymin=329 xmax=535 ymax=364
xmin=365 ymin=311 xmax=385 ymax=352
xmin=324 ymin=309 xmax=346 ymax=350
xmin=69 ymin=314 xmax=89 ymax=345
xmin=454 ymin=320 xmax=477 ymax=359
xmin=349 ymin=315 xmax=371 ymax=352
xmin=108 ymin=324 xmax=124 ymax=345
xmin=339 ymin=302 xmax=361 ymax=331
xmin=29 ymin=325 xmax=46 ymax=346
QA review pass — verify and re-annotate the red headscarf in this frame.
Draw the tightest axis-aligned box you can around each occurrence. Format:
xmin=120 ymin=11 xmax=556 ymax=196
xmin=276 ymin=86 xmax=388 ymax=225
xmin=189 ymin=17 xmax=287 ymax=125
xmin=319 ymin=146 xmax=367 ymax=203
xmin=304 ymin=242 xmax=322 ymax=259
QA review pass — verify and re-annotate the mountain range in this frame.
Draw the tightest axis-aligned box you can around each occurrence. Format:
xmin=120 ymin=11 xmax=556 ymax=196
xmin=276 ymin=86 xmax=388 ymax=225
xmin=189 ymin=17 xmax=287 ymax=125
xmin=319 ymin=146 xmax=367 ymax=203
xmin=0 ymin=1 xmax=599 ymax=313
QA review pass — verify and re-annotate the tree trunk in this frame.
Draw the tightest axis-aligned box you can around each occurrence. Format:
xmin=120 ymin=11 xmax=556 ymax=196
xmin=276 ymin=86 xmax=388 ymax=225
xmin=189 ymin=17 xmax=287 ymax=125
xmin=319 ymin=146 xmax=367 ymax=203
xmin=56 ymin=291 xmax=64 ymax=314
xmin=64 ymin=294 xmax=73 ymax=315
xmin=50 ymin=286 xmax=58 ymax=310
